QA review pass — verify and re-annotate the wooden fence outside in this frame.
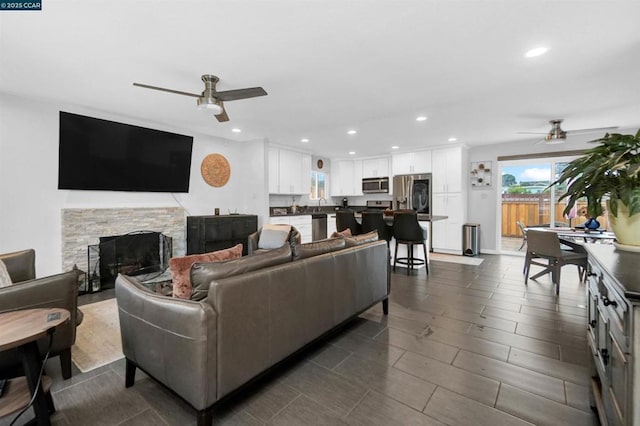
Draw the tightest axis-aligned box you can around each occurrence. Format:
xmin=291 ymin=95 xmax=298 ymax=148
xmin=501 ymin=194 xmax=608 ymax=237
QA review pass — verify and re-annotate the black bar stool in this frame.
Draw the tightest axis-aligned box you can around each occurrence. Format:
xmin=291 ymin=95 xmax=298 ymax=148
xmin=336 ymin=209 xmax=362 ymax=235
xmin=361 ymin=210 xmax=393 ymax=247
xmin=392 ymin=210 xmax=429 ymax=275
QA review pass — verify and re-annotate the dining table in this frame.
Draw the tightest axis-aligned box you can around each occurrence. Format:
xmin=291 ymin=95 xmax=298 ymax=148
xmin=526 ymin=226 xmax=617 ymax=244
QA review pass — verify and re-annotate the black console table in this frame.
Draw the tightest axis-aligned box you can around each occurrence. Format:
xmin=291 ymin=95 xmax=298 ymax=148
xmin=187 ymin=215 xmax=258 ymax=256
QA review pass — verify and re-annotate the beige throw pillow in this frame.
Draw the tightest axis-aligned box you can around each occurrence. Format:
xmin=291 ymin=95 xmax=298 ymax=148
xmin=0 ymin=260 xmax=13 ymax=288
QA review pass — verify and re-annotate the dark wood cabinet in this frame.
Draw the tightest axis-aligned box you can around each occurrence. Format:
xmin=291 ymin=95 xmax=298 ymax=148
xmin=187 ymin=215 xmax=257 ymax=256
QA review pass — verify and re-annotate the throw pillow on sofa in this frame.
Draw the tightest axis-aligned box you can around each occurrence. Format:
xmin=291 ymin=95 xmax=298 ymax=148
xmin=258 ymin=224 xmax=292 ymax=250
xmin=0 ymin=260 xmax=13 ymax=288
xmin=330 ymin=228 xmax=352 ymax=238
xmin=292 ymin=237 xmax=346 ymax=261
xmin=190 ymin=243 xmax=292 ymax=300
xmin=345 ymin=230 xmax=379 ymax=247
xmin=169 ymin=244 xmax=243 ymax=299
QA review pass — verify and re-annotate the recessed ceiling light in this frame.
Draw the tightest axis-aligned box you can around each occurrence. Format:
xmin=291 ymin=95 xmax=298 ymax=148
xmin=231 ymin=128 xmax=241 ymax=133
xmin=448 ymin=137 xmax=457 ymax=142
xmin=524 ymin=46 xmax=548 ymax=58
xmin=348 ymin=151 xmax=356 ymax=155
xmin=391 ymin=145 xmax=399 ymax=150
xmin=416 ymin=116 xmax=427 ymax=122
xmin=347 ymin=130 xmax=357 ymax=135
xmin=300 ymin=138 xmax=310 ymax=143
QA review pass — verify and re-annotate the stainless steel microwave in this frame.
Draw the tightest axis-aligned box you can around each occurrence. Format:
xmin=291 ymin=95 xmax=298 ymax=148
xmin=362 ymin=177 xmax=389 ymax=193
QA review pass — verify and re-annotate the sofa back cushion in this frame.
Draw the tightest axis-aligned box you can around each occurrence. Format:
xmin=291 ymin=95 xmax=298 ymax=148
xmin=292 ymin=237 xmax=346 ymax=261
xmin=345 ymin=230 xmax=379 ymax=247
xmin=170 ymin=244 xmax=243 ymax=300
xmin=190 ymin=244 xmax=292 ymax=300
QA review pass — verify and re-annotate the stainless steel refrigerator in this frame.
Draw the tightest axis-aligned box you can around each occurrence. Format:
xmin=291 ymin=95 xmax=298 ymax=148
xmin=392 ymin=173 xmax=432 ymax=214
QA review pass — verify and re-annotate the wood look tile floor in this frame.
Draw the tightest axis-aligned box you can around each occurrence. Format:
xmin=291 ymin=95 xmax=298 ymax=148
xmin=1 ymin=254 xmax=599 ymax=426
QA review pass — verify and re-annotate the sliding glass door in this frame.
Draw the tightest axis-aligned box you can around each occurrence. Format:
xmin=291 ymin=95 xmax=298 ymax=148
xmin=499 ymin=156 xmax=583 ymax=253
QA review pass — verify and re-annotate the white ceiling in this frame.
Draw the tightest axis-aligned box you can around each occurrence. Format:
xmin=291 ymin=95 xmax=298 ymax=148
xmin=2 ymin=1 xmax=640 ymax=158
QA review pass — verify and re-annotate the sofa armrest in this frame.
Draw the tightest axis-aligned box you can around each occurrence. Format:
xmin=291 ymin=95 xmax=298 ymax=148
xmin=247 ymin=230 xmax=260 ymax=255
xmin=115 ymin=274 xmax=218 ymax=410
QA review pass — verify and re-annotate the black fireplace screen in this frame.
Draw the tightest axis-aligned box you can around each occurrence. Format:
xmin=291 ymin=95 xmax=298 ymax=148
xmin=87 ymin=231 xmax=172 ymax=290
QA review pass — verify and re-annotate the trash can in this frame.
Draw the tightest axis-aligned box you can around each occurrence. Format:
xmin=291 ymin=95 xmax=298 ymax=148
xmin=462 ymin=223 xmax=480 ymax=257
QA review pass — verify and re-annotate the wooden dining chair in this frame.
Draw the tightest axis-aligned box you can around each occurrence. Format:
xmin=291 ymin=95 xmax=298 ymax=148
xmin=523 ymin=230 xmax=588 ymax=295
xmin=516 ymin=220 xmax=527 ymax=251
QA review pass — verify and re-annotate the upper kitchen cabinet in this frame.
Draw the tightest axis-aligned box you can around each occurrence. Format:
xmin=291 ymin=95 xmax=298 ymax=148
xmin=330 ymin=159 xmax=363 ymax=196
xmin=362 ymin=157 xmax=390 ymax=178
xmin=391 ymin=151 xmax=432 ymax=176
xmin=431 ymin=147 xmax=463 ymax=193
xmin=268 ymin=147 xmax=312 ymax=194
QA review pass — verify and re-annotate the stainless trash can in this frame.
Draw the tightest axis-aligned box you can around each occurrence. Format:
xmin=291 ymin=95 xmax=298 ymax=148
xmin=462 ymin=223 xmax=480 ymax=257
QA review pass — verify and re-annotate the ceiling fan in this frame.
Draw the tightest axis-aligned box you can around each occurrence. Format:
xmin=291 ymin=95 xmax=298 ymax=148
xmin=518 ymin=119 xmax=617 ymax=144
xmin=133 ymin=75 xmax=267 ymax=122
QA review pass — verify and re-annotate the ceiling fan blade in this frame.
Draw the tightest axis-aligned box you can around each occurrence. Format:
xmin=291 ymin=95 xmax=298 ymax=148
xmin=566 ymin=126 xmax=618 ymax=135
xmin=517 ymin=131 xmax=548 ymax=135
xmin=133 ymin=83 xmax=200 ymax=98
xmin=215 ymin=109 xmax=230 ymax=122
xmin=213 ymin=87 xmax=267 ymax=102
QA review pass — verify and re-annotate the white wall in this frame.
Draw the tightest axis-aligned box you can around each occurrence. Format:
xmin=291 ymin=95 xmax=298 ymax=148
xmin=0 ymin=93 xmax=267 ymax=275
xmin=466 ymin=129 xmax=638 ymax=252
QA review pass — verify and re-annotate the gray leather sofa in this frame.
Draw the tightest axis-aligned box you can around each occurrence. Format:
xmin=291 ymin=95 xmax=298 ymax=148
xmin=0 ymin=249 xmax=80 ymax=379
xmin=116 ymin=239 xmax=389 ymax=426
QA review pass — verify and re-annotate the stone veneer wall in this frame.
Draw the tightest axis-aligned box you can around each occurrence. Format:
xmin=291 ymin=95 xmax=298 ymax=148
xmin=61 ymin=207 xmax=186 ymax=272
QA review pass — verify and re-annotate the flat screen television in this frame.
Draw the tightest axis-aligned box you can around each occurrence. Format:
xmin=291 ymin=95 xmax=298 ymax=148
xmin=58 ymin=111 xmax=193 ymax=192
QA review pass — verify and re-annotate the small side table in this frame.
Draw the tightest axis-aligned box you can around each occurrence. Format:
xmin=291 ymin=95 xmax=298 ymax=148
xmin=0 ymin=308 xmax=70 ymax=426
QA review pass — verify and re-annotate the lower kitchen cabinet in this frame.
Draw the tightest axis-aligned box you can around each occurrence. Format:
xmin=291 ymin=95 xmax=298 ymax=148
xmin=585 ymin=244 xmax=639 ymax=426
xmin=431 ymin=192 xmax=463 ymax=252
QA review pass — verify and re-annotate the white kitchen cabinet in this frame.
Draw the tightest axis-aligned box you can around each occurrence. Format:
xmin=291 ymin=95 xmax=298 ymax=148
xmin=431 ymin=192 xmax=463 ymax=252
xmin=327 ymin=214 xmax=337 ymax=236
xmin=268 ymin=147 xmax=312 ymax=194
xmin=391 ymin=151 xmax=432 ymax=175
xmin=330 ymin=159 xmax=363 ymax=196
xmin=362 ymin=157 xmax=390 ymax=178
xmin=432 ymin=147 xmax=462 ymax=193
xmin=268 ymin=215 xmax=312 ymax=243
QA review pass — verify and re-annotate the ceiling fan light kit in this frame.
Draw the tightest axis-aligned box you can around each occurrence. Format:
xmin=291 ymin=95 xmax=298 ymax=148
xmin=133 ymin=74 xmax=267 ymax=123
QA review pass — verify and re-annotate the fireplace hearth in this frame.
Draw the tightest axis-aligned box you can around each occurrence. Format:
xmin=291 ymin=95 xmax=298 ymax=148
xmin=86 ymin=231 xmax=172 ymax=292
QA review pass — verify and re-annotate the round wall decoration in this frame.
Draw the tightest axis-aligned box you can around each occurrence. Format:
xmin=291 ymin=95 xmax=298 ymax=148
xmin=201 ymin=153 xmax=231 ymax=187
xmin=317 ymin=159 xmax=324 ymax=169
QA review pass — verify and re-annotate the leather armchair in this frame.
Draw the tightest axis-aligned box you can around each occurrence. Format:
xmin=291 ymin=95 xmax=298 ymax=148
xmin=247 ymin=225 xmax=301 ymax=255
xmin=0 ymin=249 xmax=80 ymax=379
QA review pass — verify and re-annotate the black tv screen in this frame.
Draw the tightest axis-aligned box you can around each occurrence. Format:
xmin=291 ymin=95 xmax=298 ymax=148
xmin=58 ymin=112 xmax=193 ymax=192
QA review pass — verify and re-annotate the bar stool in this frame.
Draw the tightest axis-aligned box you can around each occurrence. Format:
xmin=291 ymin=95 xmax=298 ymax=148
xmin=392 ymin=210 xmax=429 ymax=275
xmin=361 ymin=210 xmax=393 ymax=247
xmin=336 ymin=209 xmax=362 ymax=235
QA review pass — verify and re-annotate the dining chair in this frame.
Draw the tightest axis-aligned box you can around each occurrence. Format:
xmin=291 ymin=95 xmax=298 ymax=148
xmin=516 ymin=220 xmax=527 ymax=251
xmin=523 ymin=229 xmax=588 ymax=295
xmin=361 ymin=210 xmax=393 ymax=247
xmin=336 ymin=209 xmax=362 ymax=236
xmin=392 ymin=211 xmax=428 ymax=275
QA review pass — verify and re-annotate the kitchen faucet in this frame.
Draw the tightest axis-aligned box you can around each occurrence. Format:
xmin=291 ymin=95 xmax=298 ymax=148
xmin=316 ymin=197 xmax=326 ymax=212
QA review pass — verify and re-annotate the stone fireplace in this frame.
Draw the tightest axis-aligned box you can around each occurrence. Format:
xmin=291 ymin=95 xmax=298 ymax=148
xmin=61 ymin=207 xmax=186 ymax=275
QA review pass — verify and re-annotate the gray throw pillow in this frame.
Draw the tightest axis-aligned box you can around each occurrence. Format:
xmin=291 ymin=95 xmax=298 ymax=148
xmin=258 ymin=224 xmax=292 ymax=250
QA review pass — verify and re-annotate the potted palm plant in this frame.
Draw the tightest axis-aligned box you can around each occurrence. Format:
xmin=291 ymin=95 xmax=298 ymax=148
xmin=551 ymin=130 xmax=640 ymax=249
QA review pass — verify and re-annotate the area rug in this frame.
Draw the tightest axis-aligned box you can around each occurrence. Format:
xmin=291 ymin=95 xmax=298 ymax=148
xmin=72 ymin=298 xmax=123 ymax=372
xmin=430 ymin=252 xmax=484 ymax=266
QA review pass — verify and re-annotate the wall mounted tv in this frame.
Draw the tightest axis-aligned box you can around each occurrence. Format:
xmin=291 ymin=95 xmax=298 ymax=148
xmin=58 ymin=111 xmax=194 ymax=192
